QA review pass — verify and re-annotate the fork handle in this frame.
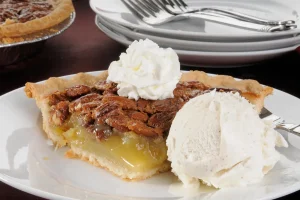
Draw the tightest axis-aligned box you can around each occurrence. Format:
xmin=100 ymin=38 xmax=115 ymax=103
xmin=184 ymin=13 xmax=286 ymax=32
xmin=200 ymin=8 xmax=295 ymax=26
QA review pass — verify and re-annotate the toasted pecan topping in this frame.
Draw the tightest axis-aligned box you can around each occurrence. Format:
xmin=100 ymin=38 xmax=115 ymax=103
xmin=93 ymin=102 xmax=121 ymax=120
xmin=105 ymin=114 xmax=130 ymax=133
xmin=48 ymin=91 xmax=69 ymax=106
xmin=137 ymin=98 xmax=185 ymax=114
xmin=48 ymin=79 xmax=236 ymax=139
xmin=0 ymin=0 xmax=53 ymax=24
xmin=127 ymin=120 xmax=163 ymax=137
xmin=148 ymin=111 xmax=176 ymax=132
xmin=69 ymin=93 xmax=102 ymax=113
xmin=94 ymin=81 xmax=118 ymax=93
xmin=65 ymin=85 xmax=91 ymax=98
xmin=80 ymin=113 xmax=94 ymax=127
xmin=102 ymin=96 xmax=137 ymax=110
xmin=51 ymin=101 xmax=70 ymax=126
xmin=125 ymin=110 xmax=148 ymax=122
xmin=174 ymin=81 xmax=209 ymax=100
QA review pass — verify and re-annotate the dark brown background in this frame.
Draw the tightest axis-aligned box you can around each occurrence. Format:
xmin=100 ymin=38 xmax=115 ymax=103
xmin=0 ymin=0 xmax=300 ymax=199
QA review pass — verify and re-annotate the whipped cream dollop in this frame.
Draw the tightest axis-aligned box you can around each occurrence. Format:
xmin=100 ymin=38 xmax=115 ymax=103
xmin=167 ymin=91 xmax=288 ymax=189
xmin=107 ymin=39 xmax=182 ymax=100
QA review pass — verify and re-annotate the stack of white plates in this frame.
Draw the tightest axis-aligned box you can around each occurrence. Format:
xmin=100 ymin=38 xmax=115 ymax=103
xmin=90 ymin=0 xmax=300 ymax=67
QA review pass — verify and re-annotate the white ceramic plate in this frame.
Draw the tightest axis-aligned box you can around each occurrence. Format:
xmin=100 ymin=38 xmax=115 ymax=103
xmin=90 ymin=0 xmax=300 ymax=42
xmin=95 ymin=16 xmax=298 ymax=67
xmin=98 ymin=15 xmax=300 ymax=52
xmin=1 ymin=71 xmax=300 ymax=200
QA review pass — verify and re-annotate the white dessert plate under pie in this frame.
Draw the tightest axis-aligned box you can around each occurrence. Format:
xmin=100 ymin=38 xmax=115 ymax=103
xmin=0 ymin=71 xmax=300 ymax=200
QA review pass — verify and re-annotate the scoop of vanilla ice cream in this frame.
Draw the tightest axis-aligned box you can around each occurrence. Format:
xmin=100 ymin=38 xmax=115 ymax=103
xmin=107 ymin=39 xmax=182 ymax=100
xmin=166 ymin=91 xmax=288 ymax=189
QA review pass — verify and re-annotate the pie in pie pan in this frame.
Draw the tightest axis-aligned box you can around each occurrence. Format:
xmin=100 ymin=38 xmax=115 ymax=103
xmin=25 ymin=71 xmax=273 ymax=180
xmin=0 ymin=0 xmax=74 ymax=43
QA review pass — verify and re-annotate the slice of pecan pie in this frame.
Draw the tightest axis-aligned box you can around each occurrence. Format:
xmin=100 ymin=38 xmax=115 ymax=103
xmin=0 ymin=0 xmax=74 ymax=43
xmin=24 ymin=71 xmax=273 ymax=180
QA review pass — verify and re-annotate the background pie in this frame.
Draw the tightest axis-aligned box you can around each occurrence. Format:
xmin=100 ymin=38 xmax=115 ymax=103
xmin=0 ymin=0 xmax=74 ymax=42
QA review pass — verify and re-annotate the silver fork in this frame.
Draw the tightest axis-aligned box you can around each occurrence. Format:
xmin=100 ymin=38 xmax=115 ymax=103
xmin=161 ymin=0 xmax=296 ymax=26
xmin=154 ymin=0 xmax=297 ymax=30
xmin=260 ymin=107 xmax=300 ymax=137
xmin=122 ymin=0 xmax=290 ymax=32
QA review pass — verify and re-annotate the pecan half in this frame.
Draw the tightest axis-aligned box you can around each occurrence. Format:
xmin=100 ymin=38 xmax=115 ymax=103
xmin=148 ymin=111 xmax=176 ymax=131
xmin=69 ymin=93 xmax=102 ymax=113
xmin=102 ymin=96 xmax=137 ymax=110
xmin=127 ymin=120 xmax=163 ymax=137
xmin=51 ymin=101 xmax=70 ymax=126
xmin=125 ymin=110 xmax=148 ymax=122
xmin=48 ymin=91 xmax=68 ymax=106
xmin=65 ymin=85 xmax=91 ymax=98
xmin=94 ymin=81 xmax=117 ymax=93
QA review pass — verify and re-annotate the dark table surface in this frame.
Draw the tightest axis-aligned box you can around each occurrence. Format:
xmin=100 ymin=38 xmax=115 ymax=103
xmin=1 ymin=0 xmax=300 ymax=199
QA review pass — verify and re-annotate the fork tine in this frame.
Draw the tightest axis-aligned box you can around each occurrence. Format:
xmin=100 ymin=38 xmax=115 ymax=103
xmin=260 ymin=107 xmax=283 ymax=123
xmin=133 ymin=0 xmax=158 ymax=17
xmin=121 ymin=0 xmax=150 ymax=19
xmin=168 ymin=0 xmax=185 ymax=11
xmin=142 ymin=0 xmax=161 ymax=13
xmin=273 ymin=118 xmax=285 ymax=126
xmin=160 ymin=0 xmax=170 ymax=6
xmin=150 ymin=0 xmax=171 ymax=13
xmin=135 ymin=0 xmax=158 ymax=17
xmin=169 ymin=0 xmax=181 ymax=8
xmin=161 ymin=0 xmax=178 ymax=12
xmin=259 ymin=107 xmax=300 ymax=136
xmin=166 ymin=0 xmax=174 ymax=7
xmin=176 ymin=0 xmax=188 ymax=7
xmin=148 ymin=0 xmax=175 ymax=16
xmin=173 ymin=0 xmax=188 ymax=11
xmin=166 ymin=0 xmax=187 ymax=12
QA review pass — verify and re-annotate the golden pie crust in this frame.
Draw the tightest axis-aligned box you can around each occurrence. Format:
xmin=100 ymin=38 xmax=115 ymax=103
xmin=24 ymin=70 xmax=273 ymax=180
xmin=0 ymin=0 xmax=74 ymax=41
xmin=181 ymin=71 xmax=273 ymax=113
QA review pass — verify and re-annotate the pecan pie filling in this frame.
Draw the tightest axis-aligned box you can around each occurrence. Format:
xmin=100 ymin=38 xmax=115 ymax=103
xmin=49 ymin=81 xmax=212 ymax=138
xmin=48 ymin=80 xmax=237 ymax=171
xmin=0 ymin=0 xmax=53 ymax=24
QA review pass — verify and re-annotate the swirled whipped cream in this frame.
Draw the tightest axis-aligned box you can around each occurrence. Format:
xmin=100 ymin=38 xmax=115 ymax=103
xmin=107 ymin=39 xmax=182 ymax=100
